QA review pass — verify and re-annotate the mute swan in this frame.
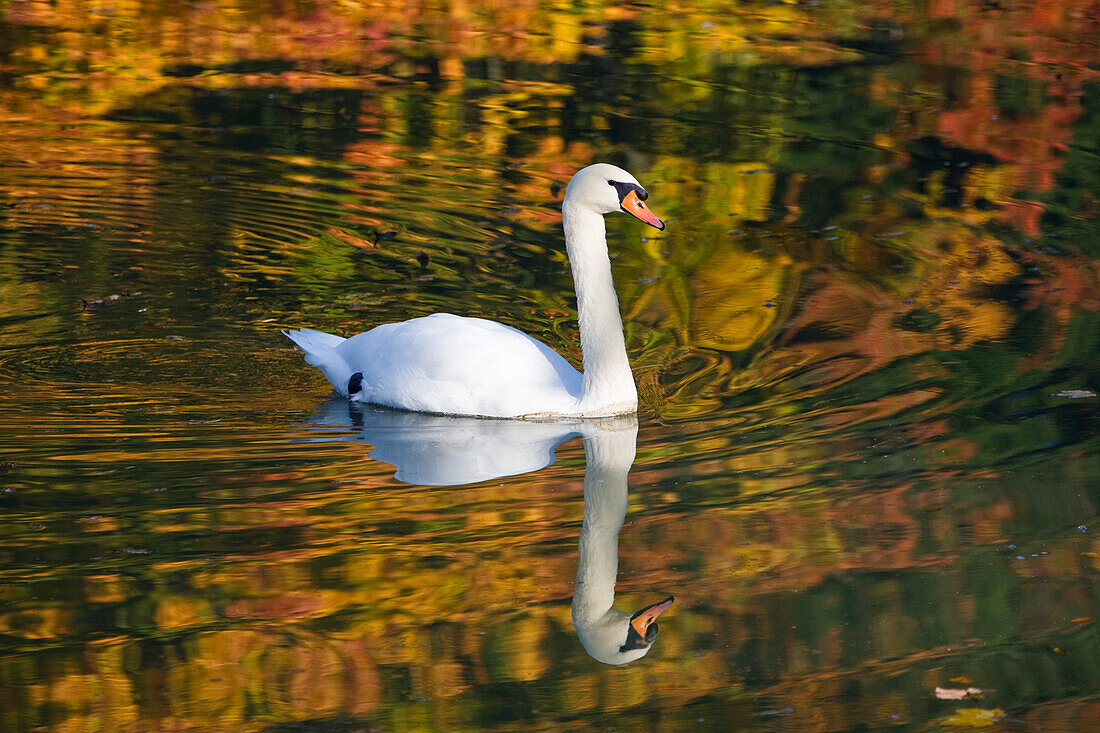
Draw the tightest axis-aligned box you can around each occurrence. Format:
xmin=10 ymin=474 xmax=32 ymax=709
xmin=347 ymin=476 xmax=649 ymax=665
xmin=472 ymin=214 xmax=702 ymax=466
xmin=284 ymin=163 xmax=664 ymax=418
xmin=573 ymin=416 xmax=673 ymax=665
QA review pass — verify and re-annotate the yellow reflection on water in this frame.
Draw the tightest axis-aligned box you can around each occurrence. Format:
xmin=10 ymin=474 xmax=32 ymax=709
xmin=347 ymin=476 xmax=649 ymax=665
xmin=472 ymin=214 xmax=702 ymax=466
xmin=1 ymin=0 xmax=1099 ymax=730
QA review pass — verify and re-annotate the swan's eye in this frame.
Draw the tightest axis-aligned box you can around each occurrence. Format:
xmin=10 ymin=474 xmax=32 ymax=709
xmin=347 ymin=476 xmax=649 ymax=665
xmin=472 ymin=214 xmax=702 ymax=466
xmin=608 ymin=180 xmax=648 ymax=203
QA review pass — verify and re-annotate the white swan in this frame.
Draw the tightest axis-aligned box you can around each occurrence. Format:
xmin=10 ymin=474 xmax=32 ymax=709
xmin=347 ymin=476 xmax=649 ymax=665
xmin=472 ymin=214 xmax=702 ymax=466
xmin=284 ymin=163 xmax=664 ymax=418
xmin=572 ymin=416 xmax=674 ymax=665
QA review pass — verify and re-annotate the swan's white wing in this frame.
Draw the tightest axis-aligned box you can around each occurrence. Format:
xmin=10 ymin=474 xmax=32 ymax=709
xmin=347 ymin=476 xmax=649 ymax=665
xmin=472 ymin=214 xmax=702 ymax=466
xmin=337 ymin=314 xmax=583 ymax=417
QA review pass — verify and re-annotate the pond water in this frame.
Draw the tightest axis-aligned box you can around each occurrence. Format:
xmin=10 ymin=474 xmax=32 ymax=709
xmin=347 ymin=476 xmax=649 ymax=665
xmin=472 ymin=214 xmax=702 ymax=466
xmin=2 ymin=1 xmax=1100 ymax=730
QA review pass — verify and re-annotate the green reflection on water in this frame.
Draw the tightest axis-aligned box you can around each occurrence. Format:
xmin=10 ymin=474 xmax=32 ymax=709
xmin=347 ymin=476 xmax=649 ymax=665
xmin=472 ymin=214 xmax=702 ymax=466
xmin=1 ymin=0 xmax=1100 ymax=730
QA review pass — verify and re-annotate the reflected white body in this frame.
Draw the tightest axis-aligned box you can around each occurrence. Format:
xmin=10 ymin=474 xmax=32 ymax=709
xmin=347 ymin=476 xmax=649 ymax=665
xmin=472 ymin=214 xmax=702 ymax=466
xmin=285 ymin=163 xmax=642 ymax=418
xmin=305 ymin=400 xmax=579 ymax=486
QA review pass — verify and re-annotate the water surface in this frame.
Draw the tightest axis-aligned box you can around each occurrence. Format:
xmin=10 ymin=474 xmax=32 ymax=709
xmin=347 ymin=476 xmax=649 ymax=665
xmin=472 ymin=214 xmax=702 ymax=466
xmin=2 ymin=1 xmax=1100 ymax=730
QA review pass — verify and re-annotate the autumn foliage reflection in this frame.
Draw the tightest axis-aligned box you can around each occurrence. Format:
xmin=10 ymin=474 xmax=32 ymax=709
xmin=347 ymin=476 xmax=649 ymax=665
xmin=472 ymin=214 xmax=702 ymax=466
xmin=1 ymin=0 xmax=1099 ymax=730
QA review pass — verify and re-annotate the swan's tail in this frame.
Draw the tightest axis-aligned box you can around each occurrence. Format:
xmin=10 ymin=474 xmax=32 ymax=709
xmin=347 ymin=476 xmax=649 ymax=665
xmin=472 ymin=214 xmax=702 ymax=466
xmin=283 ymin=328 xmax=355 ymax=396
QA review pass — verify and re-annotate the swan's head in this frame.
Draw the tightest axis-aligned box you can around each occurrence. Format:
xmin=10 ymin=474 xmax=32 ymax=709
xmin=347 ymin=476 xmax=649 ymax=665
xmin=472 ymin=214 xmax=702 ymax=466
xmin=564 ymin=163 xmax=665 ymax=230
xmin=575 ymin=596 xmax=674 ymax=665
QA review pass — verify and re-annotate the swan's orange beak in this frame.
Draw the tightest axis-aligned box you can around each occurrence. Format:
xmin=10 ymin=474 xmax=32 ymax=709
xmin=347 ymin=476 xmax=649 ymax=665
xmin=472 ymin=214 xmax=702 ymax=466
xmin=620 ymin=189 xmax=665 ymax=231
xmin=629 ymin=596 xmax=674 ymax=637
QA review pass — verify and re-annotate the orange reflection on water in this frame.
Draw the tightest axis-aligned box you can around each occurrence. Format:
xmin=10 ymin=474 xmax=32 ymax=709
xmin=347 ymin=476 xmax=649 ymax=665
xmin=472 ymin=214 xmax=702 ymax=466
xmin=1 ymin=0 xmax=1099 ymax=730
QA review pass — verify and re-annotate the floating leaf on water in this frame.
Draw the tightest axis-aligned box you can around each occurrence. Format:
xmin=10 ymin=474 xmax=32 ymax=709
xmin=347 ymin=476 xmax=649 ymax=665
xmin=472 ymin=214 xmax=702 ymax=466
xmin=935 ymin=686 xmax=986 ymax=700
xmin=1072 ymin=617 xmax=1092 ymax=623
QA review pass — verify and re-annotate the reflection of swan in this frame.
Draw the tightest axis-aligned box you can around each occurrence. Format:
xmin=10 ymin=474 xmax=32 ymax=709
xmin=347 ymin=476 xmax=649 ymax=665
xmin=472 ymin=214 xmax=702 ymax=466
xmin=303 ymin=406 xmax=672 ymax=662
xmin=285 ymin=163 xmax=664 ymax=419
xmin=305 ymin=400 xmax=579 ymax=486
xmin=572 ymin=416 xmax=673 ymax=665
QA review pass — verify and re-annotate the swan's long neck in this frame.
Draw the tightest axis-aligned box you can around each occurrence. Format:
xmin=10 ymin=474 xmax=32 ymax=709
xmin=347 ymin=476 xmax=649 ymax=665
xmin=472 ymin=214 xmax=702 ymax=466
xmin=563 ymin=204 xmax=637 ymax=413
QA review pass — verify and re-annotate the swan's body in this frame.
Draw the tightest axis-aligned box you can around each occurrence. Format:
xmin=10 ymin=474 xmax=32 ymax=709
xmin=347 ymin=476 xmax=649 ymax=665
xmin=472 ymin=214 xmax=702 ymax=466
xmin=285 ymin=163 xmax=664 ymax=419
xmin=286 ymin=315 xmax=584 ymax=417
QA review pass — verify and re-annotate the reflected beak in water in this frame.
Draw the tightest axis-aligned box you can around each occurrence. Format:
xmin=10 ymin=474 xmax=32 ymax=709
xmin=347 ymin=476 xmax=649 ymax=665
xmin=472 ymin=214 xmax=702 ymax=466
xmin=619 ymin=188 xmax=665 ymax=231
xmin=630 ymin=596 xmax=675 ymax=637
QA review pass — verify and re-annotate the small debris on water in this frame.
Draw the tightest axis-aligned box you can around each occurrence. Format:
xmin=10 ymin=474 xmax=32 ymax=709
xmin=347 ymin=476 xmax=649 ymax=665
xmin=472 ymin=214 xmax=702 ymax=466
xmin=81 ymin=292 xmax=137 ymax=310
xmin=753 ymin=707 xmax=794 ymax=717
xmin=1055 ymin=390 xmax=1096 ymax=399
xmin=935 ymin=686 xmax=987 ymax=700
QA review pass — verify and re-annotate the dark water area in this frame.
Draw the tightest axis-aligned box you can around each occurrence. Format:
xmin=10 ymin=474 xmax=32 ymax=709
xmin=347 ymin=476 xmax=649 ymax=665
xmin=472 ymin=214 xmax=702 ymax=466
xmin=1 ymin=1 xmax=1100 ymax=730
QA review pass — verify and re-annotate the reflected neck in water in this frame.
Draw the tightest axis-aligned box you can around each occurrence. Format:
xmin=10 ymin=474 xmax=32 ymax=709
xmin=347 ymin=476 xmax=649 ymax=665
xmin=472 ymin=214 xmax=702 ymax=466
xmin=572 ymin=416 xmax=667 ymax=666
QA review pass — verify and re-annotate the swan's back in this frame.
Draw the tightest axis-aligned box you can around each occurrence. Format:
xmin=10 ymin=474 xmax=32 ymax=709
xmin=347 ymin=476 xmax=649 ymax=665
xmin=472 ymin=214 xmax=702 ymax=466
xmin=336 ymin=314 xmax=582 ymax=417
